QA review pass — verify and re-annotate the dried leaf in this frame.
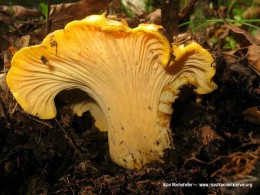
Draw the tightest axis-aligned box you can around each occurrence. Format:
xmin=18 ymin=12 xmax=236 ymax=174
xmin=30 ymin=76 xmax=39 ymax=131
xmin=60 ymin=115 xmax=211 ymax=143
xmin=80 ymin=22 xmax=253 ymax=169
xmin=0 ymin=72 xmax=8 ymax=92
xmin=146 ymin=9 xmax=161 ymax=25
xmin=201 ymin=125 xmax=223 ymax=145
xmin=49 ymin=0 xmax=109 ymax=32
xmin=219 ymin=11 xmax=260 ymax=45
xmin=0 ymin=5 xmax=41 ymax=18
xmin=0 ymin=14 xmax=13 ymax=25
xmin=243 ymin=6 xmax=260 ymax=19
xmin=2 ymin=35 xmax=30 ymax=67
xmin=0 ymin=5 xmax=43 ymax=35
xmin=247 ymin=44 xmax=260 ymax=72
xmin=243 ymin=107 xmax=260 ymax=125
xmin=8 ymin=46 xmax=17 ymax=56
xmin=226 ymin=24 xmax=260 ymax=45
xmin=3 ymin=49 xmax=12 ymax=67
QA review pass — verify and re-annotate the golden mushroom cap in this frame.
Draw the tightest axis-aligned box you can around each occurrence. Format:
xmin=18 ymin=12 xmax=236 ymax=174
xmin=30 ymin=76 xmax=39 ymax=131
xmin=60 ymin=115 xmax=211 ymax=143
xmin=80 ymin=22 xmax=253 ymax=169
xmin=6 ymin=14 xmax=217 ymax=169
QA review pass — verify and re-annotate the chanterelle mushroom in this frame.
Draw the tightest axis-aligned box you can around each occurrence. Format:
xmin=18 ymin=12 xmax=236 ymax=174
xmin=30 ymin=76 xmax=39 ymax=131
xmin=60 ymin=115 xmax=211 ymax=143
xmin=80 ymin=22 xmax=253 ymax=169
xmin=6 ymin=14 xmax=217 ymax=169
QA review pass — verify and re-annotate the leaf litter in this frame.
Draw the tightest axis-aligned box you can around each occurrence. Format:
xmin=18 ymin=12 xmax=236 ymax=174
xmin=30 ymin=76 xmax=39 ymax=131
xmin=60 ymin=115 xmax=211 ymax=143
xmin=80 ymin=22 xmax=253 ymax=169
xmin=0 ymin=1 xmax=259 ymax=194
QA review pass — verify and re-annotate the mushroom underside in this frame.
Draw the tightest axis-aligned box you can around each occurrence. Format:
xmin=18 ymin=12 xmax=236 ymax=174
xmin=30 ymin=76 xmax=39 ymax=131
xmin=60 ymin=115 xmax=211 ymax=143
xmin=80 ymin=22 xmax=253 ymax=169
xmin=6 ymin=14 xmax=217 ymax=169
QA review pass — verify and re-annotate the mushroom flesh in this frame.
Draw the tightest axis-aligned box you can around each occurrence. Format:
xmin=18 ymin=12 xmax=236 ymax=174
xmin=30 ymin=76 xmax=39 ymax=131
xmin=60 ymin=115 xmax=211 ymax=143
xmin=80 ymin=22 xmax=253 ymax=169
xmin=6 ymin=14 xmax=217 ymax=169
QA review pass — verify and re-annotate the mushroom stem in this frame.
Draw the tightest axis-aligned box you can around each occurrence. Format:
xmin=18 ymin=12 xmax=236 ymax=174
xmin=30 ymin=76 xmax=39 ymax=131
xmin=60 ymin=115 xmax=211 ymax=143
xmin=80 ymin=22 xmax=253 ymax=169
xmin=6 ymin=14 xmax=217 ymax=169
xmin=100 ymin=85 xmax=173 ymax=169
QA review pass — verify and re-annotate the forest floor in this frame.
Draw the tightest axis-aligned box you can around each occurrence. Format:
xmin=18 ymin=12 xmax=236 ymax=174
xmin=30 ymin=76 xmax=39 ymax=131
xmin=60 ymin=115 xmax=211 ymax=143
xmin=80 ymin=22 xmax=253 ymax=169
xmin=0 ymin=1 xmax=259 ymax=194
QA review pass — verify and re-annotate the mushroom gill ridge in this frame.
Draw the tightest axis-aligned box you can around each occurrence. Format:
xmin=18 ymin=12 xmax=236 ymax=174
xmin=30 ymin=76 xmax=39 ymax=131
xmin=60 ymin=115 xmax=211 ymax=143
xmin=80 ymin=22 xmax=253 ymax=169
xmin=6 ymin=14 xmax=217 ymax=169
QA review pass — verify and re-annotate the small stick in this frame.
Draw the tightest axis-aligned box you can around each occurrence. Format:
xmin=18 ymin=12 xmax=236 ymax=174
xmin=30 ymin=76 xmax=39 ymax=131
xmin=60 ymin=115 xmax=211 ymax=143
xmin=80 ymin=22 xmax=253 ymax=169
xmin=10 ymin=102 xmax=18 ymax=117
xmin=46 ymin=0 xmax=51 ymax=35
xmin=54 ymin=118 xmax=81 ymax=154
xmin=178 ymin=0 xmax=198 ymax=19
xmin=26 ymin=115 xmax=53 ymax=128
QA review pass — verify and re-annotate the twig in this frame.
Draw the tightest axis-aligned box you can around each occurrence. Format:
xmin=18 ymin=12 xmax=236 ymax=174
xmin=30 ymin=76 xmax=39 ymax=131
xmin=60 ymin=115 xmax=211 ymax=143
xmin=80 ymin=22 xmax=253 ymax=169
xmin=54 ymin=118 xmax=81 ymax=154
xmin=26 ymin=115 xmax=53 ymax=128
xmin=10 ymin=22 xmax=24 ymax=35
xmin=8 ymin=3 xmax=24 ymax=35
xmin=10 ymin=102 xmax=18 ymax=117
xmin=46 ymin=0 xmax=51 ymax=35
xmin=41 ymin=162 xmax=48 ymax=174
xmin=2 ymin=145 xmax=22 ymax=161
xmin=178 ymin=0 xmax=198 ymax=19
xmin=178 ymin=0 xmax=198 ymax=32
xmin=248 ymin=64 xmax=260 ymax=76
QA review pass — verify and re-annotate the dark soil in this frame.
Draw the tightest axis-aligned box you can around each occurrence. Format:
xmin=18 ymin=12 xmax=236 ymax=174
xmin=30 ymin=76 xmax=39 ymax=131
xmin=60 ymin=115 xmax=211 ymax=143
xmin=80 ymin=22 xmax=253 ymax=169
xmin=0 ymin=1 xmax=259 ymax=195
